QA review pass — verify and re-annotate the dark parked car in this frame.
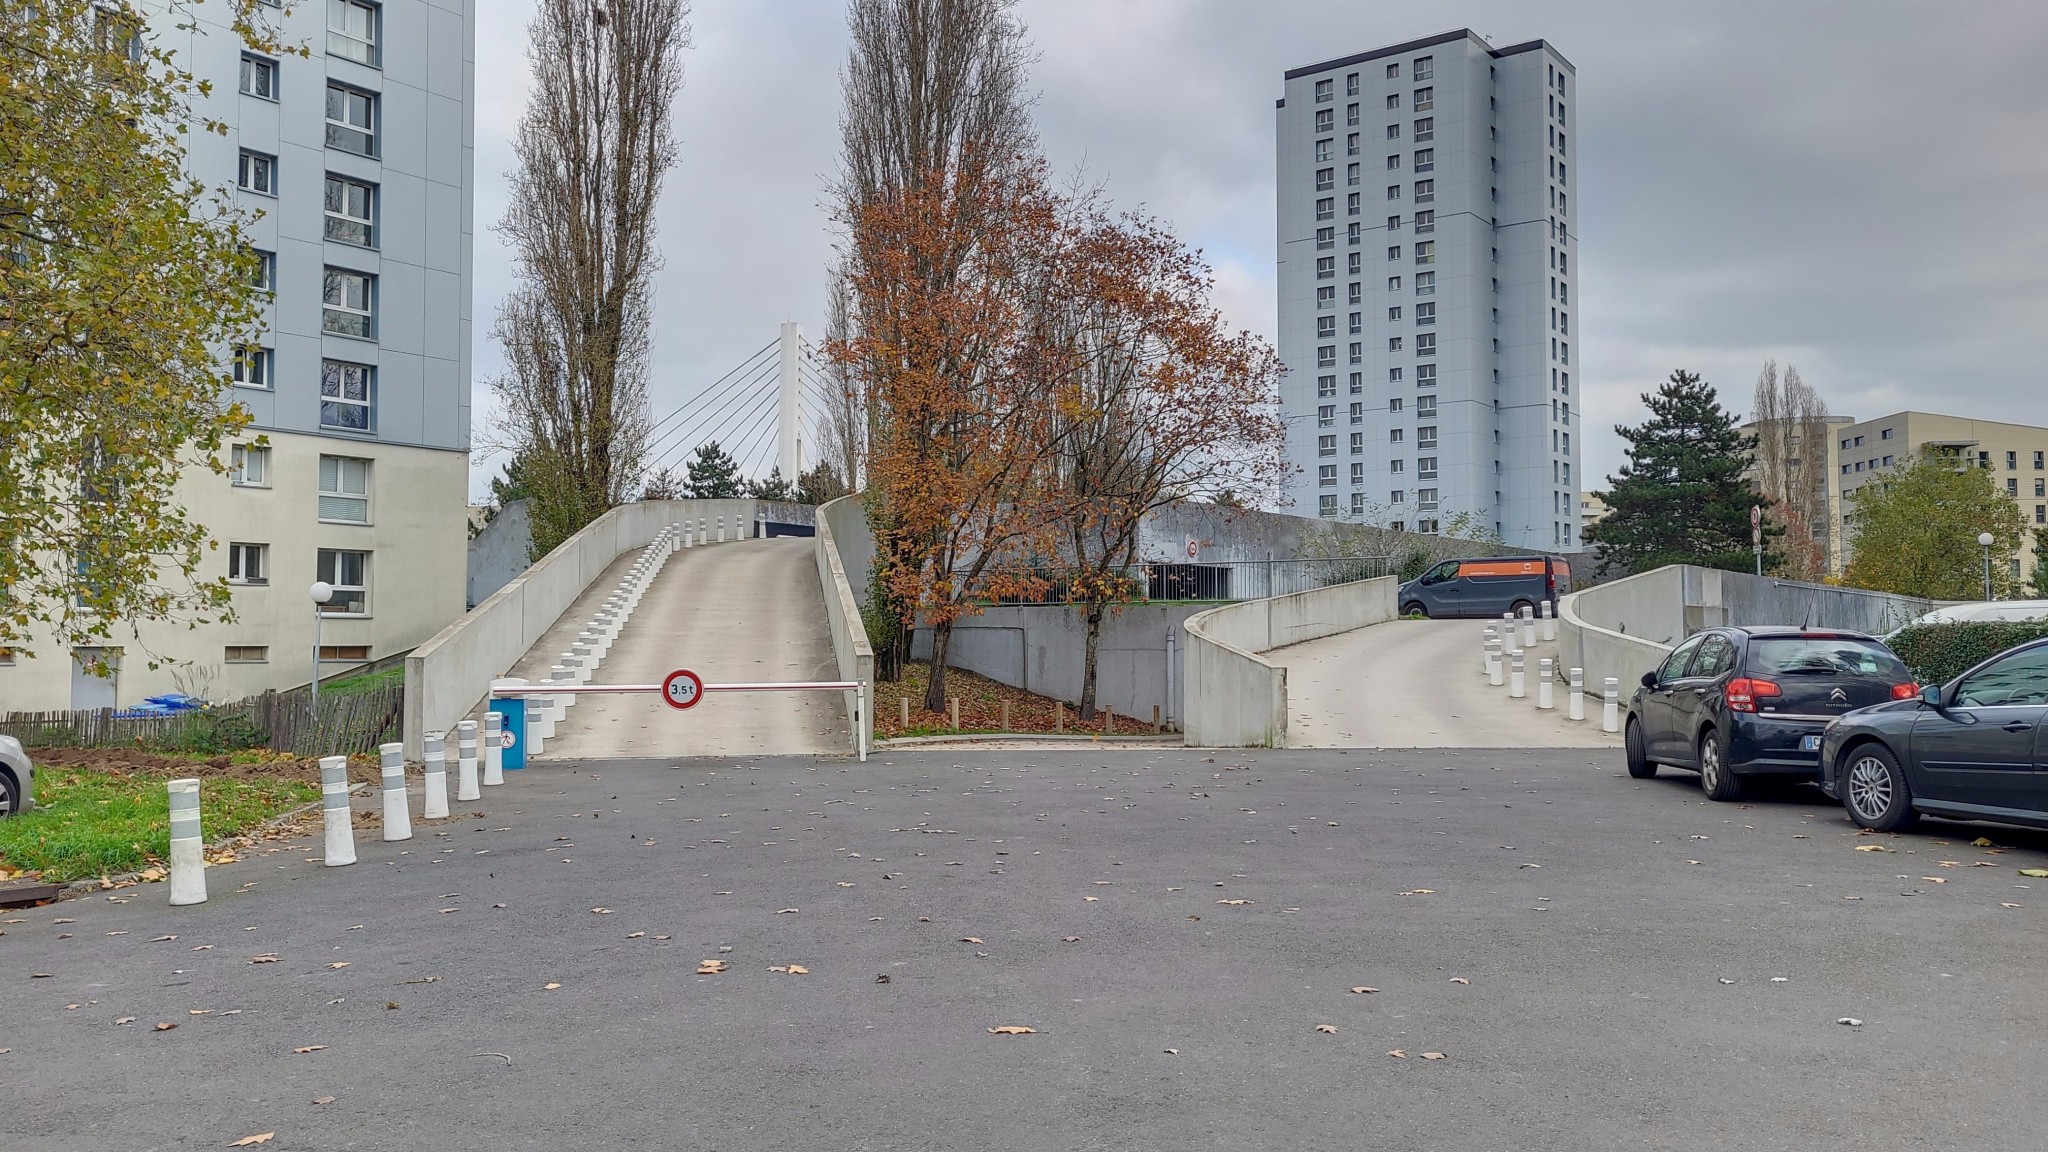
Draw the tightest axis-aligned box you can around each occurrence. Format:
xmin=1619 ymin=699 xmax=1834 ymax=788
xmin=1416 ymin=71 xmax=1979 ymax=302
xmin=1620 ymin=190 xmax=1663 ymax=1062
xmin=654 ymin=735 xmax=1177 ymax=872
xmin=0 ymin=734 xmax=32 ymax=817
xmin=1624 ymin=627 xmax=1920 ymax=801
xmin=1397 ymin=556 xmax=1573 ymax=619
xmin=1819 ymin=636 xmax=2048 ymax=831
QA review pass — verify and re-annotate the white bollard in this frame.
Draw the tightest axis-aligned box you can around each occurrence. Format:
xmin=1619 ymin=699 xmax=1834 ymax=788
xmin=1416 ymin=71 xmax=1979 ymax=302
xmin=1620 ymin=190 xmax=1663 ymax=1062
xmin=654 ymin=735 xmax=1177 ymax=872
xmin=717 ymin=515 xmax=726 ymax=543
xmin=682 ymin=527 xmax=693 ymax=549
xmin=167 ymin=778 xmax=207 ymax=905
xmin=551 ymin=665 xmax=574 ymax=715
xmin=483 ymin=710 xmax=505 ymax=787
xmin=529 ymin=699 xmax=548 ymax=756
xmin=321 ymin=755 xmax=357 ymax=866
xmin=1510 ymin=650 xmax=1527 ymax=698
xmin=1482 ymin=625 xmax=1498 ymax=675
xmin=1488 ymin=638 xmax=1505 ymax=686
xmin=572 ymin=641 xmax=594 ymax=679
xmin=1569 ymin=667 xmax=1586 ymax=721
xmin=1602 ymin=677 xmax=1621 ymax=733
xmin=380 ymin=743 xmax=412 ymax=842
xmin=422 ymin=731 xmax=449 ymax=820
xmin=697 ymin=516 xmax=707 ymax=545
xmin=1537 ymin=658 xmax=1555 ymax=710
xmin=1519 ymin=607 xmax=1535 ymax=649
xmin=1541 ymin=600 xmax=1556 ymax=642
xmin=457 ymin=720 xmax=481 ymax=802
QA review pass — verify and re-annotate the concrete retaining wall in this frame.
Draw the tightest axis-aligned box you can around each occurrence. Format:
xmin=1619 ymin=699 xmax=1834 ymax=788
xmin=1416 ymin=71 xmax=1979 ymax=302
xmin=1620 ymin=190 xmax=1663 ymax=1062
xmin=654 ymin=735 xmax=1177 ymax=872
xmin=1558 ymin=564 xmax=1946 ymax=695
xmin=402 ymin=498 xmax=774 ymax=758
xmin=1182 ymin=576 xmax=1399 ymax=747
xmin=466 ymin=499 xmax=533 ymax=609
xmin=814 ymin=496 xmax=874 ymax=755
xmin=909 ymin=603 xmax=1206 ymax=728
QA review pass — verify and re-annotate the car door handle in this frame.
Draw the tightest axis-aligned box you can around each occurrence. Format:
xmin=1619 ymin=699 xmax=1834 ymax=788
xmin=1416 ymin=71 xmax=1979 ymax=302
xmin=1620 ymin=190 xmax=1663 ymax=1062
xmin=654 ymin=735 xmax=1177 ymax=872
xmin=1691 ymin=688 xmax=1708 ymax=697
xmin=2004 ymin=721 xmax=2034 ymax=733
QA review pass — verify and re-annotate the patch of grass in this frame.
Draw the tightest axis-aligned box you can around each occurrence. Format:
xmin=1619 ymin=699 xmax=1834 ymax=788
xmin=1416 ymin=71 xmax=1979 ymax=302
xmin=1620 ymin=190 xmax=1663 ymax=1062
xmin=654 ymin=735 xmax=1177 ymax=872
xmin=0 ymin=765 xmax=318 ymax=883
xmin=321 ymin=664 xmax=403 ymax=696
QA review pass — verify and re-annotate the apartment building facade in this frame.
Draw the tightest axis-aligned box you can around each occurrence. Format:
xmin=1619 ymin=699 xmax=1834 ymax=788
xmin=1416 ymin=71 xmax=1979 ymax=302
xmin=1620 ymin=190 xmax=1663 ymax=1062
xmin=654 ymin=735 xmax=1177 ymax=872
xmin=1830 ymin=411 xmax=2047 ymax=585
xmin=1275 ymin=30 xmax=1581 ymax=552
xmin=0 ymin=0 xmax=475 ymax=711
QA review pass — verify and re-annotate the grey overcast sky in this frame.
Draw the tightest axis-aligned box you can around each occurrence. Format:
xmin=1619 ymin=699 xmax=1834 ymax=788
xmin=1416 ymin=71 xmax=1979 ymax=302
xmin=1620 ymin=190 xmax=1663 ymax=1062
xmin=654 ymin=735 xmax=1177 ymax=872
xmin=469 ymin=0 xmax=2048 ymax=501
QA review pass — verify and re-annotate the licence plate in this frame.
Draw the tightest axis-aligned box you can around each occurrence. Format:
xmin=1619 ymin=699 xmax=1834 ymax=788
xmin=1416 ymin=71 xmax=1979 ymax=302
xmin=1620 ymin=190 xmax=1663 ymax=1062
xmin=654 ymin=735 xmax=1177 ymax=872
xmin=1800 ymin=735 xmax=1822 ymax=752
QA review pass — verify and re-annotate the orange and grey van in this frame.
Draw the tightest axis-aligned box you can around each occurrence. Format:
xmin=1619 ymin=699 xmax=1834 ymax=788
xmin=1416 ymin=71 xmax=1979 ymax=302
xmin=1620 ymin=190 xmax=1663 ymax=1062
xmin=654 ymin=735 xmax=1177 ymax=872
xmin=1396 ymin=557 xmax=1574 ymax=619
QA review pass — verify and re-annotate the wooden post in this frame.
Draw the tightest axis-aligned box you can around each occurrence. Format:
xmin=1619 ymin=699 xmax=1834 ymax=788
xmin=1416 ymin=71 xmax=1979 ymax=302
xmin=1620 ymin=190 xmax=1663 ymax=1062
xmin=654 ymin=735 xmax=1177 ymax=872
xmin=948 ymin=697 xmax=960 ymax=730
xmin=1000 ymin=700 xmax=1011 ymax=732
xmin=1153 ymin=704 xmax=1162 ymax=733
xmin=899 ymin=696 xmax=909 ymax=727
xmin=1055 ymin=701 xmax=1064 ymax=734
xmin=1103 ymin=708 xmax=1114 ymax=736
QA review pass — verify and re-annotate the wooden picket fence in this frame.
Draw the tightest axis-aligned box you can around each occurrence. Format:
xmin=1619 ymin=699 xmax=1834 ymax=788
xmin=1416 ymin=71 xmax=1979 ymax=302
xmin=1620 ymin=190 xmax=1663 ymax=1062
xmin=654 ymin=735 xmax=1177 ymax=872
xmin=0 ymin=681 xmax=403 ymax=758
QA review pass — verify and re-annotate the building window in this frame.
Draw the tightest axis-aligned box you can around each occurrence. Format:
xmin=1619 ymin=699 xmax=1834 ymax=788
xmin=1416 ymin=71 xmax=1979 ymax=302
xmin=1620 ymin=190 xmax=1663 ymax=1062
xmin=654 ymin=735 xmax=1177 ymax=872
xmin=1314 ymin=78 xmax=1333 ymax=102
xmin=2037 ymin=505 xmax=2046 ymax=524
xmin=1349 ymin=282 xmax=1364 ymax=304
xmin=1386 ymin=154 xmax=1401 ymax=171
xmin=1414 ymin=241 xmax=1434 ymax=265
xmin=320 ymin=360 xmax=375 ymax=432
xmin=1346 ymin=72 xmax=1360 ymax=96
xmin=2037 ymin=478 xmax=2046 ymax=498
xmin=317 ymin=455 xmax=371 ymax=523
xmin=1413 ymin=149 xmax=1434 ymax=173
xmin=1385 ymin=63 xmax=1399 ymax=79
xmin=1387 ymin=245 xmax=1401 ymax=262
xmin=1415 ymin=271 xmax=1435 ymax=295
xmin=320 ymin=644 xmax=372 ymax=662
xmin=1388 ymin=337 xmax=1403 ymax=352
xmin=316 ymin=549 xmax=369 ymax=615
xmin=1414 ymin=179 xmax=1434 ymax=203
xmin=1347 ymin=101 xmax=1359 ymax=126
xmin=322 ymin=267 xmax=375 ymax=337
xmin=1350 ymin=402 xmax=1364 ymax=425
xmin=231 ymin=444 xmax=271 ymax=487
xmin=1316 ymin=109 xmax=1335 ymax=132
xmin=1318 ymin=464 xmax=1337 ymax=486
xmin=2034 ymin=450 xmax=2044 ymax=469
xmin=1348 ymin=312 xmax=1362 ymax=334
xmin=1317 ymin=374 xmax=1337 ymax=397
xmin=1416 ymin=333 xmax=1436 ymax=356
xmin=1387 ymin=184 xmax=1400 ymax=201
xmin=1316 ymin=227 xmax=1335 ymax=251
xmin=224 ymin=646 xmax=269 ymax=664
xmin=1386 ymin=123 xmax=1401 ymax=140
xmin=1391 ymin=459 xmax=1405 ymax=474
xmin=1416 ymin=518 xmax=1439 ymax=535
xmin=1350 ymin=492 xmax=1366 ymax=515
xmin=1347 ymin=163 xmax=1360 ymax=186
xmin=1346 ymin=133 xmax=1360 ymax=157
xmin=1350 ymin=433 xmax=1364 ymax=454
xmin=1350 ymin=462 xmax=1365 ymax=485
xmin=1349 ymin=372 xmax=1362 ymax=394
xmin=232 ymin=345 xmax=273 ymax=389
xmin=1348 ymin=342 xmax=1362 ymax=365
xmin=1318 ymin=435 xmax=1336 ymax=457
xmin=240 ymin=54 xmax=278 ymax=99
xmin=2009 ymin=478 xmax=2020 ymax=496
xmin=1390 ymin=398 xmax=1405 ymax=414
xmin=1316 ymin=284 xmax=1336 ymax=307
xmin=1418 ymin=457 xmax=1438 ymax=480
xmin=1412 ymin=56 xmax=1432 ymax=80
xmin=325 ymin=83 xmax=378 ymax=156
xmin=1316 ymin=197 xmax=1335 ymax=221
xmin=1316 ymin=139 xmax=1334 ymax=162
xmin=1418 ymin=426 xmax=1438 ymax=449
xmin=1415 ymin=302 xmax=1435 ymax=326
xmin=1388 ymin=305 xmax=1403 ymax=321
xmin=2008 ymin=451 xmax=2020 ymax=470
xmin=1318 ymin=494 xmax=1338 ymax=516
xmin=1416 ymin=364 xmax=1436 ymax=389
xmin=1317 ymin=345 xmax=1335 ymax=368
xmin=1413 ymin=117 xmax=1434 ymax=142
xmin=1389 ymin=367 xmax=1403 ymax=383
xmin=1316 ymin=168 xmax=1335 ymax=191
xmin=1315 ymin=256 xmax=1335 ymax=279
xmin=1348 ymin=222 xmax=1362 ymax=245
xmin=1413 ymin=87 xmax=1433 ymax=111
xmin=1413 ymin=211 xmax=1434 ymax=234
xmin=328 ymin=0 xmax=380 ymax=66
xmin=250 ymin=248 xmax=276 ymax=291
xmin=1390 ymin=489 xmax=1405 ymax=504
xmin=1348 ymin=252 xmax=1362 ymax=275
xmin=238 ymin=150 xmax=277 ymax=195
xmin=324 ymin=175 xmax=377 ymax=247
xmin=1385 ymin=93 xmax=1399 ymax=110
xmin=1317 ymin=316 xmax=1337 ymax=338
xmin=227 ymin=542 xmax=269 ymax=585
xmin=1417 ymin=396 xmax=1438 ymax=417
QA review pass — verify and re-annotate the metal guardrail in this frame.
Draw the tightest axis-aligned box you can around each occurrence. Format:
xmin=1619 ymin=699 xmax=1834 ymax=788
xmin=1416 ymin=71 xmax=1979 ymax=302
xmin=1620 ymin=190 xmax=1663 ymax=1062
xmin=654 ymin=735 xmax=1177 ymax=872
xmin=983 ymin=557 xmax=1396 ymax=604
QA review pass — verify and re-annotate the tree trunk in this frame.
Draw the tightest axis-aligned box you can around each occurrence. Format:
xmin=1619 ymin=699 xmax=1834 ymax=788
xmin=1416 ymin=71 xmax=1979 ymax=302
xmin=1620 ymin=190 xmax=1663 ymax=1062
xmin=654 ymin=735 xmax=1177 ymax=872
xmin=1078 ymin=602 xmax=1104 ymax=721
xmin=924 ymin=620 xmax=952 ymax=714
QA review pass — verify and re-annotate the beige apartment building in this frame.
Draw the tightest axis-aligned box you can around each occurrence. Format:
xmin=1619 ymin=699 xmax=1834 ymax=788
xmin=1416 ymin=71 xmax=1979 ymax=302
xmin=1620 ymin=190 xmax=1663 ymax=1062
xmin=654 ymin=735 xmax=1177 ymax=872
xmin=1827 ymin=411 xmax=2047 ymax=583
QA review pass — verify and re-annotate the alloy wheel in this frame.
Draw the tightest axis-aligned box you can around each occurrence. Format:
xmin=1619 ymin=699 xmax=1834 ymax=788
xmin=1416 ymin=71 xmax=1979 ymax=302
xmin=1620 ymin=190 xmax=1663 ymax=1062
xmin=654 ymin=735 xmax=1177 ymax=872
xmin=1847 ymin=755 xmax=1893 ymax=821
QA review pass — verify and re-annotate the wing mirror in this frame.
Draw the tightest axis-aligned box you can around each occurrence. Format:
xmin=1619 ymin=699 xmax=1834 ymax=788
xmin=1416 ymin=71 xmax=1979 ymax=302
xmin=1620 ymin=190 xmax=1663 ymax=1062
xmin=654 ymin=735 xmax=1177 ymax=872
xmin=1918 ymin=683 xmax=1942 ymax=708
xmin=1640 ymin=671 xmax=1658 ymax=689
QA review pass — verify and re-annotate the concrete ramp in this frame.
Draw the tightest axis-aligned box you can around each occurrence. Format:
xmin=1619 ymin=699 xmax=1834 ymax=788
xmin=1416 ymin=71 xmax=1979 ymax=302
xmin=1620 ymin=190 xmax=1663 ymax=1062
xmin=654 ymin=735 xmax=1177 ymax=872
xmin=532 ymin=539 xmax=846 ymax=759
xmin=1272 ymin=618 xmax=1620 ymax=749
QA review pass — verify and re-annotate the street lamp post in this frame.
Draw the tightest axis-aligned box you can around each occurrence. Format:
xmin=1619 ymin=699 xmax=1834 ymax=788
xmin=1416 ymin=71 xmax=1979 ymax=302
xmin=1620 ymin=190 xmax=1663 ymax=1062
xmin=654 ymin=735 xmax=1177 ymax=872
xmin=309 ymin=581 xmax=334 ymax=723
xmin=1978 ymin=532 xmax=1996 ymax=601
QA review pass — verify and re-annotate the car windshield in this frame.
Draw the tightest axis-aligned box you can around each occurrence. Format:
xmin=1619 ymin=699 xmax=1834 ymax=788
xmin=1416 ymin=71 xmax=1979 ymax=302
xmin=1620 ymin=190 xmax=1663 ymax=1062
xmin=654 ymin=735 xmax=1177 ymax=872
xmin=1747 ymin=637 xmax=1908 ymax=679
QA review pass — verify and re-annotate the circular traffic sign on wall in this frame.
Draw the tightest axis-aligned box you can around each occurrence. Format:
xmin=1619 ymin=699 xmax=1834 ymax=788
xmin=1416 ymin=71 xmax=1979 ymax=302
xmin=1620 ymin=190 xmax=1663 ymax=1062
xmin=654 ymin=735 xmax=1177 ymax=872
xmin=661 ymin=668 xmax=705 ymax=710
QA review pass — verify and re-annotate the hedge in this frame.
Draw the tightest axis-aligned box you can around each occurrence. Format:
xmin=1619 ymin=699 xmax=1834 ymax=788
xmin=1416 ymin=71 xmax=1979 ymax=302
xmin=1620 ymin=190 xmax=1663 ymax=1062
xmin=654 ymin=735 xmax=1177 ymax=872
xmin=1885 ymin=620 xmax=2048 ymax=686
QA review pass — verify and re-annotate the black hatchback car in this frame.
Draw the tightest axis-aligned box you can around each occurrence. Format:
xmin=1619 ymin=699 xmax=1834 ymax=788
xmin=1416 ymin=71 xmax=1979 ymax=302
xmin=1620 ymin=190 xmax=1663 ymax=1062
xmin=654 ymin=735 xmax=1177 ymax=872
xmin=1624 ymin=627 xmax=1920 ymax=801
xmin=1819 ymin=636 xmax=2048 ymax=832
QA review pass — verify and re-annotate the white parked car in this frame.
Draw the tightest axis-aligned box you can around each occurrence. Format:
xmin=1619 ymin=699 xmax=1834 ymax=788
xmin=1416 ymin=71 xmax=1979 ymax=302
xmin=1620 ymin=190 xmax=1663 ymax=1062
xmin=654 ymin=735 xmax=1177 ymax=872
xmin=0 ymin=734 xmax=32 ymax=816
xmin=1889 ymin=600 xmax=2048 ymax=637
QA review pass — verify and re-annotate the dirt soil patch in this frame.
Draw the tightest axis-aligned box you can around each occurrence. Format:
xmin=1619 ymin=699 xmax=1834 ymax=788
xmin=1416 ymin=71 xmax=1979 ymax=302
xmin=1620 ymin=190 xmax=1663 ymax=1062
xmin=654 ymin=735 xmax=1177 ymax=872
xmin=26 ymin=747 xmax=382 ymax=786
xmin=874 ymin=662 xmax=1164 ymax=739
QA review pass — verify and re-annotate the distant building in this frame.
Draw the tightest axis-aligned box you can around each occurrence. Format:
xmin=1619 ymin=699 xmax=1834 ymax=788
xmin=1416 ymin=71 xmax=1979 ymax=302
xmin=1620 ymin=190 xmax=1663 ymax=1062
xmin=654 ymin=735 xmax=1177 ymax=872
xmin=0 ymin=1 xmax=475 ymax=711
xmin=1830 ymin=411 xmax=2046 ymax=585
xmin=1275 ymin=30 xmax=1581 ymax=552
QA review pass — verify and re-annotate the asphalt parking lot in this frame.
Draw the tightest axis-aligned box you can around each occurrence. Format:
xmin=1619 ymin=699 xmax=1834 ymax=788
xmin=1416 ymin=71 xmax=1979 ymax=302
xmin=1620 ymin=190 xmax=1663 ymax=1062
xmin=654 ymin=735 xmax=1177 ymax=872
xmin=8 ymin=747 xmax=2046 ymax=1151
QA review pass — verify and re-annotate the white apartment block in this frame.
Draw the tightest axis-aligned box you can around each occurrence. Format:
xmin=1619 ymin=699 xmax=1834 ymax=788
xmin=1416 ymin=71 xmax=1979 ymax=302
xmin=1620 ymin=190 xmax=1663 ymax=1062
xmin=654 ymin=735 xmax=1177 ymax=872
xmin=1276 ymin=30 xmax=1580 ymax=552
xmin=1828 ymin=411 xmax=2047 ymax=584
xmin=0 ymin=0 xmax=475 ymax=711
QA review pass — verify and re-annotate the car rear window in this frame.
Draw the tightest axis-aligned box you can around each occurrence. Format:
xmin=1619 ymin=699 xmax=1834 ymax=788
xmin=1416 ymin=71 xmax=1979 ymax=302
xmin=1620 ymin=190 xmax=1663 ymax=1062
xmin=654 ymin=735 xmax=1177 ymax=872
xmin=1746 ymin=637 xmax=1909 ymax=679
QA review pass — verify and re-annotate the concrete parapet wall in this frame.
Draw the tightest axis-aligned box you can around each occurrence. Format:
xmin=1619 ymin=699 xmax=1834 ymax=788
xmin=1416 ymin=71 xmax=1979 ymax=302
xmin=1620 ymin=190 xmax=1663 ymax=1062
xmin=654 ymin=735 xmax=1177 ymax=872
xmin=909 ymin=603 xmax=1207 ymax=728
xmin=815 ymin=496 xmax=874 ymax=755
xmin=1182 ymin=576 xmax=1398 ymax=747
xmin=403 ymin=499 xmax=772 ymax=759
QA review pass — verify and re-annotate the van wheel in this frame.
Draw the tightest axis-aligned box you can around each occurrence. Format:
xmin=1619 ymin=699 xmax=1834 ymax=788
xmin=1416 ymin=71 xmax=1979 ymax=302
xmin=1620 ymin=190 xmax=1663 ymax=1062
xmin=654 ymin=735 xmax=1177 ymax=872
xmin=1510 ymin=599 xmax=1535 ymax=617
xmin=1401 ymin=601 xmax=1427 ymax=618
xmin=1698 ymin=728 xmax=1743 ymax=801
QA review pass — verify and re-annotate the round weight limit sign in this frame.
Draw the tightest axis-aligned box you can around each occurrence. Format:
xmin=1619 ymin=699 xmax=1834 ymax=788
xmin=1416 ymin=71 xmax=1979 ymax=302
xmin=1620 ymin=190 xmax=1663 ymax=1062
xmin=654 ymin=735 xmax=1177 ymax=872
xmin=661 ymin=668 xmax=706 ymax=710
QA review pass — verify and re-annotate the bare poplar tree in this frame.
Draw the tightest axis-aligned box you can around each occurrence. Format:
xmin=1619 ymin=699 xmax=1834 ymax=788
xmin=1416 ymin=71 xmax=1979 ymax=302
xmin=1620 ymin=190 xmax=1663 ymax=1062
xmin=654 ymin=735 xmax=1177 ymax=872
xmin=492 ymin=0 xmax=688 ymax=556
xmin=830 ymin=0 xmax=1037 ymax=684
xmin=1751 ymin=360 xmax=1832 ymax=579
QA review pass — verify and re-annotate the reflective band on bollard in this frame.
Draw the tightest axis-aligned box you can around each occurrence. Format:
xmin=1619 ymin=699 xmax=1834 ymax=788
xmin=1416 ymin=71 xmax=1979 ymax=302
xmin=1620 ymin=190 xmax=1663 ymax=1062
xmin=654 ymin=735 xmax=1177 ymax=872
xmin=1519 ymin=607 xmax=1535 ymax=649
xmin=1602 ymin=677 xmax=1621 ymax=733
xmin=422 ymin=731 xmax=449 ymax=820
xmin=1509 ymin=650 xmax=1527 ymax=699
xmin=1481 ymin=626 xmax=1498 ymax=675
xmin=380 ymin=742 xmax=412 ymax=842
xmin=1541 ymin=600 xmax=1556 ymax=642
xmin=321 ymin=755 xmax=357 ymax=866
xmin=529 ymin=698 xmax=548 ymax=755
xmin=551 ymin=666 xmax=574 ymax=715
xmin=457 ymin=720 xmax=481 ymax=802
xmin=1537 ymin=658 xmax=1555 ymax=710
xmin=483 ymin=711 xmax=505 ymax=787
xmin=167 ymin=778 xmax=206 ymax=905
xmin=1488 ymin=639 xmax=1505 ymax=687
xmin=1569 ymin=667 xmax=1586 ymax=721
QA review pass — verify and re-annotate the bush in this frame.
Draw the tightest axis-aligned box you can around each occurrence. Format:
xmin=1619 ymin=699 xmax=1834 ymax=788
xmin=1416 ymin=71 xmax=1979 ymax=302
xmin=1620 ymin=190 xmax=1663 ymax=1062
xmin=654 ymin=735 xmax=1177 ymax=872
xmin=151 ymin=709 xmax=268 ymax=756
xmin=1885 ymin=620 xmax=2048 ymax=686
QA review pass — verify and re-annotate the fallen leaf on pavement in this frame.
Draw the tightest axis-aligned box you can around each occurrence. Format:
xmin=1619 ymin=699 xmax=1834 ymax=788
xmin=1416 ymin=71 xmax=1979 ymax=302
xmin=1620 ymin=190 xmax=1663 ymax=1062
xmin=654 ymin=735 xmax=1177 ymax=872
xmin=115 ymin=1016 xmax=136 ymax=1025
xmin=591 ymin=908 xmax=612 ymax=915
xmin=696 ymin=961 xmax=727 ymax=975
xmin=1398 ymin=889 xmax=1436 ymax=896
xmin=312 ymin=1096 xmax=336 ymax=1105
xmin=1854 ymin=845 xmax=1890 ymax=853
xmin=960 ymin=937 xmax=983 ymax=944
xmin=191 ymin=945 xmax=213 ymax=951
xmin=776 ymin=908 xmax=799 ymax=914
xmin=1350 ymin=987 xmax=1378 ymax=994
xmin=2020 ymin=869 xmax=2048 ymax=879
xmin=2001 ymin=903 xmax=2023 ymax=909
xmin=151 ymin=935 xmax=177 ymax=942
xmin=543 ymin=983 xmax=562 ymax=990
xmin=293 ymin=1046 xmax=326 ymax=1054
xmin=1448 ymin=977 xmax=1470 ymax=985
xmin=153 ymin=1022 xmax=177 ymax=1031
xmin=189 ymin=1009 xmax=212 ymax=1016
xmin=1217 ymin=899 xmax=1251 ymax=906
xmin=1387 ymin=1050 xmax=1406 ymax=1058
xmin=229 ymin=1134 xmax=275 ymax=1147
xmin=875 ymin=974 xmax=891 ymax=983
xmin=1314 ymin=1024 xmax=1338 ymax=1034
xmin=1084 ymin=896 xmax=1099 ymax=902
xmin=1061 ymin=936 xmax=1081 ymax=943
xmin=767 ymin=965 xmax=810 ymax=974
xmin=1838 ymin=1017 xmax=1863 ymax=1027
xmin=1972 ymin=837 xmax=1996 ymax=847
xmin=987 ymin=1026 xmax=1036 ymax=1035
xmin=1421 ymin=1052 xmax=1446 ymax=1060
xmin=250 ymin=955 xmax=279 ymax=964
xmin=626 ymin=931 xmax=646 ymax=939
xmin=326 ymin=962 xmax=350 ymax=970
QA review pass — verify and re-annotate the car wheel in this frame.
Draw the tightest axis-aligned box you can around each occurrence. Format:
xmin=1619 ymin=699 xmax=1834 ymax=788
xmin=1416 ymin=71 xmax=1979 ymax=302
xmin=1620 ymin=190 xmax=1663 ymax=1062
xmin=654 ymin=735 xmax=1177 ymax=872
xmin=1698 ymin=728 xmax=1743 ymax=801
xmin=1401 ymin=601 xmax=1427 ymax=618
xmin=1510 ymin=599 xmax=1535 ymax=617
xmin=1842 ymin=744 xmax=1917 ymax=832
xmin=1624 ymin=717 xmax=1656 ymax=778
xmin=0 ymin=770 xmax=19 ymax=818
